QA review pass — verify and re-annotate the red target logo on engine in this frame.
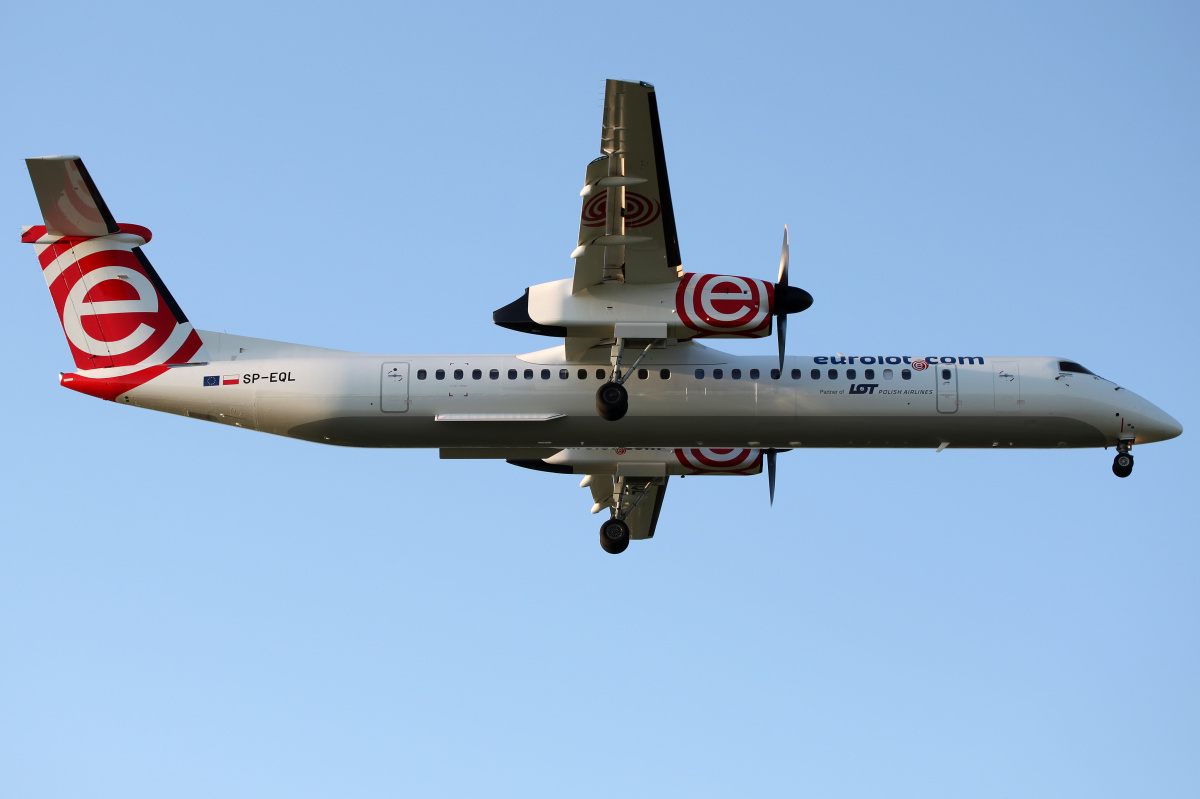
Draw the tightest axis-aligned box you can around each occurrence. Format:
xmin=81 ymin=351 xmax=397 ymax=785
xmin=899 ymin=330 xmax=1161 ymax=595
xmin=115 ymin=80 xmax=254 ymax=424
xmin=675 ymin=273 xmax=773 ymax=335
xmin=674 ymin=448 xmax=763 ymax=475
xmin=912 ymin=358 xmax=930 ymax=371
xmin=580 ymin=190 xmax=661 ymax=228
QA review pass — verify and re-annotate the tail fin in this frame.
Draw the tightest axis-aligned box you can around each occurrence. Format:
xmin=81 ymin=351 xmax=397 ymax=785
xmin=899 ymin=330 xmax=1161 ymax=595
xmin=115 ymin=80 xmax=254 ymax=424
xmin=24 ymin=156 xmax=208 ymax=375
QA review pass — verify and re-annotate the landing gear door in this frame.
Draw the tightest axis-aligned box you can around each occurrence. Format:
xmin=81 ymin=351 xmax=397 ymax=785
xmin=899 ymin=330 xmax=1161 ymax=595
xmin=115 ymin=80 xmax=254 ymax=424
xmin=381 ymin=362 xmax=410 ymax=412
xmin=936 ymin=364 xmax=958 ymax=413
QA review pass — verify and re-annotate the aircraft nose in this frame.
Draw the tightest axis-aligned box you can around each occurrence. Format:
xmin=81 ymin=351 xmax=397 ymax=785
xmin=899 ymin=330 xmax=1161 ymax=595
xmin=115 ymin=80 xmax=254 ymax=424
xmin=1139 ymin=400 xmax=1183 ymax=443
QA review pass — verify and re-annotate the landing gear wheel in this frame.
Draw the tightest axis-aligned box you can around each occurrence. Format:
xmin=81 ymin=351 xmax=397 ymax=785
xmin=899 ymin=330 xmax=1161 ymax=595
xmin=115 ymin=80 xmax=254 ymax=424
xmin=1112 ymin=452 xmax=1134 ymax=478
xmin=596 ymin=382 xmax=629 ymax=422
xmin=599 ymin=518 xmax=630 ymax=554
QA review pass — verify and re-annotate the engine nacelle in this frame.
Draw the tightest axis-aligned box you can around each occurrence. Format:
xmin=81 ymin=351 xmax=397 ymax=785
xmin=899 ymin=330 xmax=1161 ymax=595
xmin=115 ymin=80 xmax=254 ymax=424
xmin=494 ymin=273 xmax=810 ymax=341
xmin=508 ymin=447 xmax=764 ymax=477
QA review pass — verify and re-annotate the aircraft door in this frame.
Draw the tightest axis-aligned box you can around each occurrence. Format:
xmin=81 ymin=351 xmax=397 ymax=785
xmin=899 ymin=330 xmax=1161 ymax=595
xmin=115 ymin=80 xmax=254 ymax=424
xmin=936 ymin=363 xmax=958 ymax=413
xmin=381 ymin=362 xmax=410 ymax=412
xmin=993 ymin=361 xmax=1020 ymax=411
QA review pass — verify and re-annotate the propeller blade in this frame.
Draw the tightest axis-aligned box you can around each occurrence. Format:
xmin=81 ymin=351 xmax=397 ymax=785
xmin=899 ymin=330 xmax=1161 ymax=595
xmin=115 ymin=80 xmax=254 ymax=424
xmin=778 ymin=224 xmax=790 ymax=286
xmin=776 ymin=225 xmax=790 ymax=374
xmin=776 ymin=313 xmax=787 ymax=375
xmin=767 ymin=448 xmax=777 ymax=506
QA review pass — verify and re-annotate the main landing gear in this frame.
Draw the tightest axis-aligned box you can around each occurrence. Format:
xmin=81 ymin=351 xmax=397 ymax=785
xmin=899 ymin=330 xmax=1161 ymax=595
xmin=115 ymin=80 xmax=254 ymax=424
xmin=599 ymin=518 xmax=630 ymax=554
xmin=1112 ymin=440 xmax=1134 ymax=478
xmin=596 ymin=475 xmax=662 ymax=554
xmin=596 ymin=381 xmax=628 ymax=421
xmin=596 ymin=336 xmax=658 ymax=422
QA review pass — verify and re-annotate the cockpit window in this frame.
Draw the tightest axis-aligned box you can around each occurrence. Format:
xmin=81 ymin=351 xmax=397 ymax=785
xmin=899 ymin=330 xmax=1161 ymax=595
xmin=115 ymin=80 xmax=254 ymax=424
xmin=1059 ymin=361 xmax=1095 ymax=375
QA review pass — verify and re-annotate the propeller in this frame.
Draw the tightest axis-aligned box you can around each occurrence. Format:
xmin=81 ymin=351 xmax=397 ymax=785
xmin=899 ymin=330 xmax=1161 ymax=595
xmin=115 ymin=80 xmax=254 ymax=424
xmin=764 ymin=447 xmax=791 ymax=506
xmin=773 ymin=225 xmax=813 ymax=374
xmin=776 ymin=227 xmax=789 ymax=374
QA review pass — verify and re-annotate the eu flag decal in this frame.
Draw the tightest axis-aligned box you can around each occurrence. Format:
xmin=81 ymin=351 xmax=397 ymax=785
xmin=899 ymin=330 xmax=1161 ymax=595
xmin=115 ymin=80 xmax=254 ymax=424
xmin=203 ymin=375 xmax=219 ymax=387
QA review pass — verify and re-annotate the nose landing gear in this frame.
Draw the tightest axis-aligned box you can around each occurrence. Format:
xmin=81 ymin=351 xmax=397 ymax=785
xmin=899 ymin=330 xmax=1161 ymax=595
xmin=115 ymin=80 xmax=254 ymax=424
xmin=1112 ymin=441 xmax=1134 ymax=478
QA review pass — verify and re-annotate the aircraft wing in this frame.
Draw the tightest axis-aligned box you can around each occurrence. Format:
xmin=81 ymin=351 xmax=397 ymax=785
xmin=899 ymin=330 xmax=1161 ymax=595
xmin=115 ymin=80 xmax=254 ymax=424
xmin=571 ymin=80 xmax=682 ymax=292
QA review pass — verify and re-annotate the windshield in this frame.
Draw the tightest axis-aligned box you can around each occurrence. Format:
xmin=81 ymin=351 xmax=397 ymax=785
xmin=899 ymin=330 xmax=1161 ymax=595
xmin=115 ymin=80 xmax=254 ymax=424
xmin=1058 ymin=360 xmax=1095 ymax=375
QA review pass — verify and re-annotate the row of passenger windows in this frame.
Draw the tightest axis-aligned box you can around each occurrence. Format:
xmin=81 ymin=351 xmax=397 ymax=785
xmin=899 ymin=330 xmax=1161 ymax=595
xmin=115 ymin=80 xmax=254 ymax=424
xmin=694 ymin=367 xmax=913 ymax=381
xmin=416 ymin=367 xmax=670 ymax=381
xmin=414 ymin=366 xmax=914 ymax=381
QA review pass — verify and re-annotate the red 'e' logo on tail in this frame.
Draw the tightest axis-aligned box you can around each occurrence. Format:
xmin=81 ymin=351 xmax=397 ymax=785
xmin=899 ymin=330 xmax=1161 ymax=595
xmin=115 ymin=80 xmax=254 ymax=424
xmin=37 ymin=233 xmax=201 ymax=371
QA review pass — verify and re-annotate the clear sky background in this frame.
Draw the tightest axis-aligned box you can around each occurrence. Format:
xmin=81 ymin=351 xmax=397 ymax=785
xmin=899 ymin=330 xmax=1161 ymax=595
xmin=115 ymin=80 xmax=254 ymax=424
xmin=2 ymin=2 xmax=1196 ymax=797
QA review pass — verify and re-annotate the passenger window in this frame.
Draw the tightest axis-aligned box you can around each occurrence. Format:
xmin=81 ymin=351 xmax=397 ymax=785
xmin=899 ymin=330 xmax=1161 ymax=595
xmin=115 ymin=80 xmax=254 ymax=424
xmin=435 ymin=369 xmax=445 ymax=380
xmin=489 ymin=369 xmax=499 ymax=380
xmin=508 ymin=369 xmax=517 ymax=379
xmin=731 ymin=369 xmax=741 ymax=380
xmin=865 ymin=369 xmax=874 ymax=380
xmin=883 ymin=369 xmax=893 ymax=380
xmin=770 ymin=369 xmax=781 ymax=380
xmin=713 ymin=369 xmax=724 ymax=379
xmin=828 ymin=369 xmax=838 ymax=379
xmin=560 ymin=369 xmax=569 ymax=379
xmin=596 ymin=369 xmax=606 ymax=379
xmin=847 ymin=369 xmax=856 ymax=380
xmin=810 ymin=369 xmax=820 ymax=380
xmin=523 ymin=369 xmax=533 ymax=380
xmin=791 ymin=369 xmax=802 ymax=379
xmin=417 ymin=369 xmax=427 ymax=380
xmin=902 ymin=369 xmax=911 ymax=380
xmin=541 ymin=369 xmax=551 ymax=379
xmin=637 ymin=368 xmax=648 ymax=379
xmin=749 ymin=369 xmax=759 ymax=380
xmin=472 ymin=369 xmax=482 ymax=380
xmin=695 ymin=369 xmax=705 ymax=379
xmin=660 ymin=369 xmax=671 ymax=380
xmin=578 ymin=369 xmax=587 ymax=379
xmin=941 ymin=369 xmax=951 ymax=380
xmin=453 ymin=369 xmax=464 ymax=380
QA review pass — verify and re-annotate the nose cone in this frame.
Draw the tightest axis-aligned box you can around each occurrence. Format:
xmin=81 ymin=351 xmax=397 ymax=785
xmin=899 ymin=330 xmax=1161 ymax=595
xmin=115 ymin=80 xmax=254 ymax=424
xmin=1139 ymin=400 xmax=1183 ymax=443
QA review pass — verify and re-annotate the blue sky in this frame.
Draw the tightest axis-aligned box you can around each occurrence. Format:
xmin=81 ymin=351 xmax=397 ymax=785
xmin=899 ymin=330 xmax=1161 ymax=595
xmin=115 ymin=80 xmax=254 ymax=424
xmin=2 ymin=2 xmax=1197 ymax=797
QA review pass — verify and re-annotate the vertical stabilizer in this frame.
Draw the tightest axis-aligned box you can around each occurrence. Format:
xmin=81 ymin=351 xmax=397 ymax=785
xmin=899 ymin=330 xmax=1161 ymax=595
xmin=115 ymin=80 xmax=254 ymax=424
xmin=24 ymin=156 xmax=208 ymax=387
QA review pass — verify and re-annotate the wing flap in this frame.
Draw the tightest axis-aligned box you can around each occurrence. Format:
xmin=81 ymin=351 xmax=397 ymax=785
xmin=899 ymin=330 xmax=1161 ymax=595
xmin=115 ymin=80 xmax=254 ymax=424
xmin=587 ymin=474 xmax=669 ymax=540
xmin=572 ymin=80 xmax=682 ymax=292
xmin=623 ymin=477 xmax=669 ymax=540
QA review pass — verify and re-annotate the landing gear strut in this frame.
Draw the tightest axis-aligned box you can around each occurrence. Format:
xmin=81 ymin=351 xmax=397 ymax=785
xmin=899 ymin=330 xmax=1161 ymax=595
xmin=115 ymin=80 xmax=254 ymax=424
xmin=599 ymin=518 xmax=630 ymax=554
xmin=595 ymin=336 xmax=657 ymax=422
xmin=1112 ymin=441 xmax=1134 ymax=478
xmin=596 ymin=476 xmax=662 ymax=554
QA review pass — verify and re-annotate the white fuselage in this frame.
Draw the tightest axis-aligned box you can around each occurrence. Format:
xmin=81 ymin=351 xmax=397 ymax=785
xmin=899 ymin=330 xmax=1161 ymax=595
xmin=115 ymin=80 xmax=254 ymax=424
xmin=108 ymin=337 xmax=1180 ymax=452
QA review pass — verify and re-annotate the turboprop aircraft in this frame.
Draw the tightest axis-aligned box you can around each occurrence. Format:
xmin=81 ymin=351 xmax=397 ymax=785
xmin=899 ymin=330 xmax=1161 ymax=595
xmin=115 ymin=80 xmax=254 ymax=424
xmin=24 ymin=79 xmax=1182 ymax=554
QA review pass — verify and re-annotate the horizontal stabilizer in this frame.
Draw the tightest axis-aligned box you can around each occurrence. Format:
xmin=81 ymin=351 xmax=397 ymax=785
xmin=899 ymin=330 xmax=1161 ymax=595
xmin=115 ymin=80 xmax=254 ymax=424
xmin=27 ymin=156 xmax=119 ymax=237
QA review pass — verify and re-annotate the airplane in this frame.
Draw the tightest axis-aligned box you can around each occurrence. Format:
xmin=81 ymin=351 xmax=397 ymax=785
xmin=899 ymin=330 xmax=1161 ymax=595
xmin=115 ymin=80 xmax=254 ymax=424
xmin=24 ymin=79 xmax=1182 ymax=554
